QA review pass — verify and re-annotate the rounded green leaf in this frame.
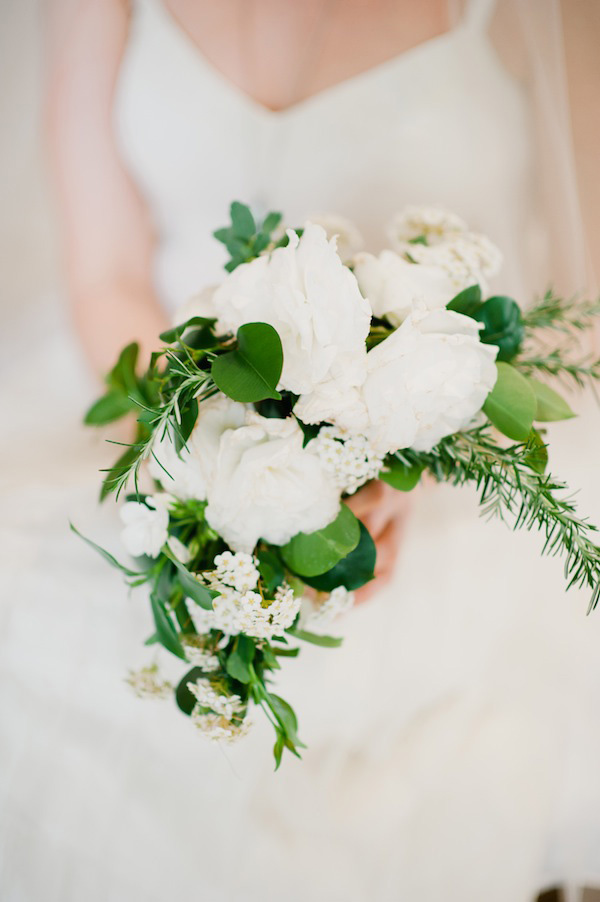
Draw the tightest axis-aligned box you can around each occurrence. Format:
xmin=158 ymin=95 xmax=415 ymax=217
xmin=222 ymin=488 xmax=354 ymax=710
xmin=475 ymin=295 xmax=524 ymax=361
xmin=211 ymin=322 xmax=283 ymax=402
xmin=446 ymin=284 xmax=483 ymax=317
xmin=302 ymin=521 xmax=376 ymax=591
xmin=280 ymin=505 xmax=360 ymax=577
xmin=528 ymin=378 xmax=576 ymax=422
xmin=379 ymin=458 xmax=424 ymax=491
xmin=483 ymin=362 xmax=536 ymax=441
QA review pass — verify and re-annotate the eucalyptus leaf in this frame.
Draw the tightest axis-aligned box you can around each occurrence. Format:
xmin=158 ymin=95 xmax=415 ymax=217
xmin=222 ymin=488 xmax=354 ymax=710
xmin=256 ymin=548 xmax=285 ymax=594
xmin=483 ymin=362 xmax=536 ymax=441
xmin=159 ymin=316 xmax=216 ymax=344
xmin=379 ymin=457 xmax=424 ymax=491
xmin=280 ymin=505 xmax=360 ymax=577
xmin=106 ymin=342 xmax=139 ymax=395
xmin=303 ymin=521 xmax=375 ymax=592
xmin=230 ymin=201 xmax=256 ymax=240
xmin=528 ymin=378 xmax=576 ymax=422
xmin=175 ymin=666 xmax=205 ymax=715
xmin=475 ymin=295 xmax=524 ymax=361
xmin=446 ymin=284 xmax=482 ymax=317
xmin=84 ymin=391 xmax=136 ymax=426
xmin=211 ymin=322 xmax=283 ymax=402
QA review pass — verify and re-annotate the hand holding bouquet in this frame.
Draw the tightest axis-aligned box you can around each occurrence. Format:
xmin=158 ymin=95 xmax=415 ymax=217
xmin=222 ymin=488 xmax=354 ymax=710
xmin=76 ymin=202 xmax=600 ymax=767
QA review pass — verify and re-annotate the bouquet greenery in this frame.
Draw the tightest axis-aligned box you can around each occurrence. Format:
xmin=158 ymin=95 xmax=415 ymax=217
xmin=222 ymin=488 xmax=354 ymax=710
xmin=75 ymin=202 xmax=600 ymax=767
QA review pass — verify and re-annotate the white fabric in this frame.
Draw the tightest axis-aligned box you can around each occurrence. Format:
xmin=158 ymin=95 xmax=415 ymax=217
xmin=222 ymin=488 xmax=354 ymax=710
xmin=2 ymin=0 xmax=600 ymax=899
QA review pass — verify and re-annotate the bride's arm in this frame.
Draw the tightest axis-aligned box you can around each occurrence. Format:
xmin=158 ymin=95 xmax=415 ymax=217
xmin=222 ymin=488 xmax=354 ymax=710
xmin=45 ymin=0 xmax=168 ymax=377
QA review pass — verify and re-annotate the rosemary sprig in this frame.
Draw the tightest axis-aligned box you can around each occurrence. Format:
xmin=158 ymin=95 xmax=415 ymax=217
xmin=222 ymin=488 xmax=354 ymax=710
xmin=521 ymin=289 xmax=600 ymax=335
xmin=397 ymin=428 xmax=600 ymax=611
xmin=101 ymin=353 xmax=216 ymax=499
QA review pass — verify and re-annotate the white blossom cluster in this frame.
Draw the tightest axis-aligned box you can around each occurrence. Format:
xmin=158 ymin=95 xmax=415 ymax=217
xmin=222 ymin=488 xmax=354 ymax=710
xmin=181 ymin=635 xmax=220 ymax=671
xmin=187 ymin=678 xmax=250 ymax=742
xmin=126 ymin=663 xmax=172 ymax=699
xmin=305 ymin=586 xmax=355 ymax=628
xmin=307 ymin=425 xmax=385 ymax=495
xmin=191 ymin=552 xmax=301 ymax=640
xmin=386 ymin=205 xmax=467 ymax=246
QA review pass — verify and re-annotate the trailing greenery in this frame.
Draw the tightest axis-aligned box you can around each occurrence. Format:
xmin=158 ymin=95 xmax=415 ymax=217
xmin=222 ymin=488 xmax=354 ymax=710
xmin=395 ymin=428 xmax=600 ymax=612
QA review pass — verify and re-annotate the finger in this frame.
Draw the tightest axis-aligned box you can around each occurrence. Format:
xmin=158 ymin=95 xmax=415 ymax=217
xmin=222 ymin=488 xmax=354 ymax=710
xmin=345 ymin=480 xmax=386 ymax=518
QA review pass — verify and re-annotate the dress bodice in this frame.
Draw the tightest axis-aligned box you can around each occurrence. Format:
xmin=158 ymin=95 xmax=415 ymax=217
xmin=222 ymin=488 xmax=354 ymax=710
xmin=114 ymin=0 xmax=538 ymax=312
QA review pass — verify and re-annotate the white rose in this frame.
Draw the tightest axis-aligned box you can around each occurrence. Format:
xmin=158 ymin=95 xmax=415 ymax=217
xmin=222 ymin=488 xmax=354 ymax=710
xmin=211 ymin=221 xmax=371 ymax=397
xmin=205 ymin=413 xmax=341 ymax=553
xmin=362 ymin=305 xmax=498 ymax=454
xmin=148 ymin=395 xmax=247 ymax=500
xmin=120 ymin=495 xmax=170 ymax=558
xmin=353 ymin=250 xmax=456 ymax=326
xmin=306 ymin=212 xmax=364 ymax=262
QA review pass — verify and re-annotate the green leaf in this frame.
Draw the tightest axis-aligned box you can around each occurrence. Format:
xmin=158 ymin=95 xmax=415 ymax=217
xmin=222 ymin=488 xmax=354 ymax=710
xmin=230 ymin=201 xmax=256 ymax=240
xmin=84 ymin=391 xmax=136 ymax=426
xmin=280 ymin=505 xmax=360 ymax=577
xmin=528 ymin=378 xmax=576 ymax=422
xmin=226 ymin=636 xmax=256 ymax=684
xmin=262 ymin=211 xmax=282 ymax=234
xmin=446 ymin=284 xmax=482 ymax=317
xmin=159 ymin=316 xmax=216 ymax=344
xmin=286 ymin=627 xmax=343 ymax=648
xmin=211 ymin=322 xmax=283 ymax=402
xmin=164 ymin=550 xmax=218 ymax=610
xmin=273 ymin=731 xmax=286 ymax=770
xmin=303 ymin=521 xmax=376 ymax=592
xmin=150 ymin=592 xmax=186 ymax=659
xmin=106 ymin=342 xmax=139 ymax=395
xmin=266 ymin=693 xmax=304 ymax=751
xmin=174 ymin=397 xmax=198 ymax=451
xmin=524 ymin=429 xmax=549 ymax=474
xmin=70 ymin=523 xmax=143 ymax=577
xmin=256 ymin=548 xmax=285 ymax=594
xmin=474 ymin=295 xmax=524 ymax=361
xmin=483 ymin=362 xmax=537 ymax=441
xmin=175 ymin=666 xmax=205 ymax=715
xmin=379 ymin=457 xmax=424 ymax=491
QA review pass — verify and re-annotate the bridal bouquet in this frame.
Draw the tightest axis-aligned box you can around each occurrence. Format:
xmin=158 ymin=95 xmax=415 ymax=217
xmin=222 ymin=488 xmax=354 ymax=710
xmin=76 ymin=202 xmax=600 ymax=766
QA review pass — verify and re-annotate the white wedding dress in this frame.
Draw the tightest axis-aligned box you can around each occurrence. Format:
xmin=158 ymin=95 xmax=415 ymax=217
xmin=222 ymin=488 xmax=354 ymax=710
xmin=2 ymin=1 xmax=600 ymax=899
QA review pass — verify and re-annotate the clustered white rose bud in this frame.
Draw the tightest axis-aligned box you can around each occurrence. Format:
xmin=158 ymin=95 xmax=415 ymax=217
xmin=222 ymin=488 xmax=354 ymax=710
xmin=126 ymin=663 xmax=172 ymax=699
xmin=305 ymin=586 xmax=355 ymax=628
xmin=307 ymin=425 xmax=384 ymax=495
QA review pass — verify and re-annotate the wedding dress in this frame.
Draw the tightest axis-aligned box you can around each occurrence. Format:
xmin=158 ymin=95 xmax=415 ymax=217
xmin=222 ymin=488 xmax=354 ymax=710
xmin=2 ymin=1 xmax=600 ymax=899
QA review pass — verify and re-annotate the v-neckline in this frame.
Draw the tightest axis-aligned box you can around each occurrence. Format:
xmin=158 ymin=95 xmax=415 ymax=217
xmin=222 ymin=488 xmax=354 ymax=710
xmin=149 ymin=0 xmax=469 ymax=120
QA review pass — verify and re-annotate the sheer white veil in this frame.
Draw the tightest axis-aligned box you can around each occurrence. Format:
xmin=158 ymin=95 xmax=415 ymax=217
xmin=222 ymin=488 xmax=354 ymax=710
xmin=452 ymin=0 xmax=591 ymax=296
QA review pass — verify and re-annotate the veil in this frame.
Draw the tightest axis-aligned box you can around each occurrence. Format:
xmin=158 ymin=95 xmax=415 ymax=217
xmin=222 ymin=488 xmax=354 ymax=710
xmin=451 ymin=0 xmax=592 ymax=297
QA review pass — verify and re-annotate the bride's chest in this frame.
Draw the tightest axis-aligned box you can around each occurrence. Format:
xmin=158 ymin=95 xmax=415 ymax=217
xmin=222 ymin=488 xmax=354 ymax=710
xmin=114 ymin=3 xmax=532 ymax=249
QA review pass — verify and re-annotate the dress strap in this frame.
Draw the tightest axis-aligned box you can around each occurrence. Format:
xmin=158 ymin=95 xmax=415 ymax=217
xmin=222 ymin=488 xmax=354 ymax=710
xmin=462 ymin=0 xmax=497 ymax=32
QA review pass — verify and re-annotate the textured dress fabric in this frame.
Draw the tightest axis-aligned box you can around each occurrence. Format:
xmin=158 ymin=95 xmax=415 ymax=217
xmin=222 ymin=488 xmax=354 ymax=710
xmin=2 ymin=1 xmax=600 ymax=899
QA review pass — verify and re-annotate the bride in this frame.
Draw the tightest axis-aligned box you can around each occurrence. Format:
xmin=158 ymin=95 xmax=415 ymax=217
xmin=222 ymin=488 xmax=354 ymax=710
xmin=2 ymin=0 xmax=600 ymax=899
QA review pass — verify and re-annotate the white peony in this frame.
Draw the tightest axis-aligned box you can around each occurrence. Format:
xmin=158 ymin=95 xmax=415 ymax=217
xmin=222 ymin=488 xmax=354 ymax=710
xmin=172 ymin=284 xmax=218 ymax=327
xmin=210 ymin=221 xmax=372 ymax=398
xmin=205 ymin=412 xmax=341 ymax=553
xmin=353 ymin=249 xmax=457 ymax=326
xmin=408 ymin=232 xmax=503 ymax=295
xmin=361 ymin=305 xmax=498 ymax=454
xmin=148 ymin=395 xmax=246 ymax=500
xmin=120 ymin=495 xmax=170 ymax=558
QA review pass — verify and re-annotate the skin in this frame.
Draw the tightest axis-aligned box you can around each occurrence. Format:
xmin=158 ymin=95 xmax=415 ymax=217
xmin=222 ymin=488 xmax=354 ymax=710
xmin=45 ymin=0 xmax=599 ymax=602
